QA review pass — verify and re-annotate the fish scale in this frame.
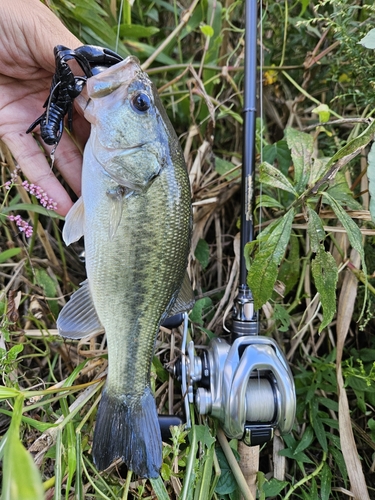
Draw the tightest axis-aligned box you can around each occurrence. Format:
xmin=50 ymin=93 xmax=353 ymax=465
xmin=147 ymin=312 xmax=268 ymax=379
xmin=57 ymin=56 xmax=192 ymax=478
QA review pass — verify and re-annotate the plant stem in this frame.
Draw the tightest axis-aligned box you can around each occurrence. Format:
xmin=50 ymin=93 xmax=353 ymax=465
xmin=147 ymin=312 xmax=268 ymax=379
xmin=284 ymin=452 xmax=327 ymax=499
xmin=216 ymin=428 xmax=254 ymax=500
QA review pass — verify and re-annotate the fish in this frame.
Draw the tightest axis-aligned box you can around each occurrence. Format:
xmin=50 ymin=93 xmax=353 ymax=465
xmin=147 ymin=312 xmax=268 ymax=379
xmin=56 ymin=56 xmax=193 ymax=478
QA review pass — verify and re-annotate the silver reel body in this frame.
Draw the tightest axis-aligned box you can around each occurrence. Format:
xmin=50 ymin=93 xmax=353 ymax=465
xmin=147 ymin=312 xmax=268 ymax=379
xmin=177 ymin=312 xmax=296 ymax=446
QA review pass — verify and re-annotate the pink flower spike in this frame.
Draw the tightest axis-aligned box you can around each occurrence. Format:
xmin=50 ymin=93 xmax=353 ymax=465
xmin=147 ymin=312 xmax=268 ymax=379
xmin=8 ymin=214 xmax=33 ymax=238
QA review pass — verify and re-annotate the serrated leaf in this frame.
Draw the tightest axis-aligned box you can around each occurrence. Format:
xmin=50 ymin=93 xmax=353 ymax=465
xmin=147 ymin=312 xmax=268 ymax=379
xmin=359 ymin=28 xmax=375 ymax=49
xmin=195 ymin=239 xmax=210 ymax=269
xmin=262 ymin=140 xmax=292 ymax=176
xmin=311 ymin=246 xmax=338 ymax=332
xmin=285 ymin=127 xmax=314 ymax=193
xmin=259 ymin=162 xmax=298 ymax=196
xmin=320 ymin=462 xmax=332 ymax=500
xmin=367 ymin=142 xmax=375 ymax=223
xmin=247 ymin=208 xmax=295 ymax=309
xmin=307 ymin=207 xmax=326 ymax=253
xmin=194 ymin=425 xmax=215 ymax=448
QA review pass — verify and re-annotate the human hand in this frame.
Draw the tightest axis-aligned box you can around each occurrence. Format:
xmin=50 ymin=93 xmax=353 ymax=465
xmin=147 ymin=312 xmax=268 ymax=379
xmin=0 ymin=0 xmax=90 ymax=216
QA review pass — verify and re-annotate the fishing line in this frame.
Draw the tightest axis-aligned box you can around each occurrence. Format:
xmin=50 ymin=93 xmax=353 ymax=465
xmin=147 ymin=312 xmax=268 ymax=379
xmin=116 ymin=0 xmax=125 ymax=53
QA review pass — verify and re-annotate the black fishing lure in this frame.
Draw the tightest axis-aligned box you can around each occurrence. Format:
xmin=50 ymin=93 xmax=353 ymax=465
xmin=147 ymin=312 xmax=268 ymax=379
xmin=27 ymin=44 xmax=123 ymax=146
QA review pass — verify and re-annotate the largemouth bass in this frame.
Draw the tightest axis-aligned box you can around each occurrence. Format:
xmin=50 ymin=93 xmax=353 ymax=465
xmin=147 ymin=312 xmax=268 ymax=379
xmin=57 ymin=56 xmax=193 ymax=478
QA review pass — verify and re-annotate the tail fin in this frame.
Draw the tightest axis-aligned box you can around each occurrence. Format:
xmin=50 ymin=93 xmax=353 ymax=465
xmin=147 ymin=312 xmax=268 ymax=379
xmin=92 ymin=386 xmax=162 ymax=478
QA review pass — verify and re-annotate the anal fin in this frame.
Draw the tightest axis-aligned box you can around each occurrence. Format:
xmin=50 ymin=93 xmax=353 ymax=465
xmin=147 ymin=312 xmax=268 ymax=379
xmin=57 ymin=280 xmax=103 ymax=339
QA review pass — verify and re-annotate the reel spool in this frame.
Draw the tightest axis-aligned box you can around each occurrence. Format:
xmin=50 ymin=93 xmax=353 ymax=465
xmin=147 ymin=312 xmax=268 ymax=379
xmin=175 ymin=313 xmax=296 ymax=446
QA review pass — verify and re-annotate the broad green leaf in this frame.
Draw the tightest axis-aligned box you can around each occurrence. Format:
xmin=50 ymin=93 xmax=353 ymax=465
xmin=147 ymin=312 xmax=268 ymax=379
xmin=118 ymin=24 xmax=160 ymax=38
xmin=195 ymin=239 xmax=210 ymax=269
xmin=307 ymin=207 xmax=325 ymax=253
xmin=255 ymin=194 xmax=284 ymax=210
xmin=320 ymin=462 xmax=332 ymax=500
xmin=215 ymin=447 xmax=239 ymax=495
xmin=261 ymin=478 xmax=288 ymax=497
xmin=359 ymin=28 xmax=375 ymax=48
xmin=326 ymin=171 xmax=362 ymax=211
xmin=262 ymin=140 xmax=292 ymax=177
xmin=309 ymin=156 xmax=330 ymax=186
xmin=215 ymin=157 xmax=240 ymax=181
xmin=278 ymin=448 xmax=315 ymax=464
xmin=367 ymin=141 xmax=375 ymax=223
xmin=278 ymin=231 xmax=300 ymax=295
xmin=0 ymin=248 xmax=22 ymax=264
xmin=34 ymin=268 xmax=57 ymax=298
xmin=273 ymin=304 xmax=291 ymax=332
xmin=247 ymin=208 xmax=295 ymax=309
xmin=311 ymin=246 xmax=338 ymax=332
xmin=285 ymin=127 xmax=314 ymax=193
xmin=189 ymin=297 xmax=212 ymax=325
xmin=259 ymin=162 xmax=298 ymax=196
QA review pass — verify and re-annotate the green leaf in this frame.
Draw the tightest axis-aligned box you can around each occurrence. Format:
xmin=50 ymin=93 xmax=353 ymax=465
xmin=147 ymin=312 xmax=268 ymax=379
xmin=215 ymin=447 xmax=239 ymax=495
xmin=215 ymin=157 xmax=240 ymax=181
xmin=261 ymin=478 xmax=288 ymax=497
xmin=189 ymin=297 xmax=212 ymax=325
xmin=311 ymin=246 xmax=338 ymax=332
xmin=312 ymin=104 xmax=331 ymax=123
xmin=255 ymin=194 xmax=284 ymax=210
xmin=367 ymin=141 xmax=375 ymax=223
xmin=2 ymin=203 xmax=62 ymax=218
xmin=307 ymin=207 xmax=325 ymax=253
xmin=118 ymin=23 xmax=160 ymax=39
xmin=195 ymin=239 xmax=210 ymax=269
xmin=194 ymin=425 xmax=215 ymax=449
xmin=322 ymin=193 xmax=367 ymax=305
xmin=310 ymin=399 xmax=328 ymax=452
xmin=278 ymin=448 xmax=315 ymax=464
xmin=284 ymin=127 xmax=314 ymax=193
xmin=150 ymin=476 xmax=170 ymax=500
xmin=0 ymin=386 xmax=20 ymax=399
xmin=2 ymin=396 xmax=44 ymax=500
xmin=259 ymin=162 xmax=298 ymax=196
xmin=273 ymin=304 xmax=291 ymax=332
xmin=278 ymin=231 xmax=300 ymax=295
xmin=0 ymin=248 xmax=22 ymax=264
xmin=320 ymin=462 xmax=332 ymax=500
xmin=200 ymin=24 xmax=214 ymax=37
xmin=309 ymin=156 xmax=330 ymax=186
xmin=262 ymin=140 xmax=292 ymax=177
xmin=359 ymin=28 xmax=375 ymax=49
xmin=294 ymin=426 xmax=314 ymax=454
xmin=247 ymin=208 xmax=295 ymax=309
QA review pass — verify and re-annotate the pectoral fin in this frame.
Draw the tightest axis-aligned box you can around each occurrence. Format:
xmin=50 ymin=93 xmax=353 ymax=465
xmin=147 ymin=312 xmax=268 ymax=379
xmin=63 ymin=197 xmax=85 ymax=246
xmin=168 ymin=272 xmax=195 ymax=317
xmin=57 ymin=280 xmax=103 ymax=339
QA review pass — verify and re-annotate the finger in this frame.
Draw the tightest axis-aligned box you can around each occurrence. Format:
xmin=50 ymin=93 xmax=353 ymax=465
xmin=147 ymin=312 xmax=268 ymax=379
xmin=2 ymin=131 xmax=74 ymax=216
xmin=43 ymin=132 xmax=84 ymax=198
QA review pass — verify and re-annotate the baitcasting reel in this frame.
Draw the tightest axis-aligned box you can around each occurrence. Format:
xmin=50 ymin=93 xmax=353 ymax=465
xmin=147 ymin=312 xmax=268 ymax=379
xmin=174 ymin=287 xmax=296 ymax=447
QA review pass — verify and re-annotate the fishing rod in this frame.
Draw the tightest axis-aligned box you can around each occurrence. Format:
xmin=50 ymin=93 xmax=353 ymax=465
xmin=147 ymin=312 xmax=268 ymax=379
xmin=176 ymin=0 xmax=296 ymax=450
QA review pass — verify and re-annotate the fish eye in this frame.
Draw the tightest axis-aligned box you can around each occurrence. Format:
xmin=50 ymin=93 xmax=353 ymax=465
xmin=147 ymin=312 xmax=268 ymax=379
xmin=131 ymin=92 xmax=151 ymax=113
